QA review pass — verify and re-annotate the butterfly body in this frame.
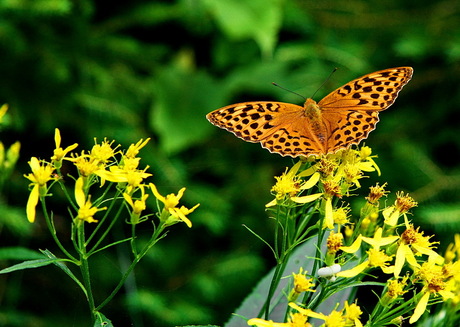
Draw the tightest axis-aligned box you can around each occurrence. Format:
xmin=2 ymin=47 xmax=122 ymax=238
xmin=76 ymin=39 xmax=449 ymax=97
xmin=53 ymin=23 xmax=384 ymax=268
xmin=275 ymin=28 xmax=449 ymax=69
xmin=207 ymin=67 xmax=413 ymax=158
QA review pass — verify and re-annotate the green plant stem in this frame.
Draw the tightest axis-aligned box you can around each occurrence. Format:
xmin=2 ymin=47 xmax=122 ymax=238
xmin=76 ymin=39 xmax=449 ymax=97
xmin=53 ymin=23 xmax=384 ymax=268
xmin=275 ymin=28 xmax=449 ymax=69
xmin=259 ymin=256 xmax=290 ymax=319
xmin=41 ymin=197 xmax=77 ymax=261
xmin=88 ymin=199 xmax=125 ymax=255
xmin=77 ymin=222 xmax=96 ymax=319
xmin=95 ymin=222 xmax=167 ymax=312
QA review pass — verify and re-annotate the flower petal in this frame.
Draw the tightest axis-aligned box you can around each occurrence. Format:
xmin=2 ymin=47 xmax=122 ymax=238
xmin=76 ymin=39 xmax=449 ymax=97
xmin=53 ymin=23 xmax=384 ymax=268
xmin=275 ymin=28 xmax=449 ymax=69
xmin=409 ymin=291 xmax=430 ymax=324
xmin=336 ymin=261 xmax=369 ymax=278
xmin=26 ymin=185 xmax=40 ymax=223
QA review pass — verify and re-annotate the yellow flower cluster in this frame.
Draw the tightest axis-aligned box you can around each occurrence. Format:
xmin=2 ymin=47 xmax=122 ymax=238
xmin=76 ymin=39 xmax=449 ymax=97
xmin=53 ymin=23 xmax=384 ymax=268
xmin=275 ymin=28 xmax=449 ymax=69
xmin=24 ymin=128 xmax=199 ymax=226
xmin=249 ymin=145 xmax=460 ymax=326
xmin=267 ymin=147 xmax=380 ymax=229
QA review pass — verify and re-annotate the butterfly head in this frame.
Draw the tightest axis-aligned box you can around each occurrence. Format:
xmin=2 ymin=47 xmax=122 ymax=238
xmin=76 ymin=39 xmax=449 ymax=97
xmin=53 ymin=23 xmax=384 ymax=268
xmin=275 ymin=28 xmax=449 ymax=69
xmin=303 ymin=98 xmax=321 ymax=120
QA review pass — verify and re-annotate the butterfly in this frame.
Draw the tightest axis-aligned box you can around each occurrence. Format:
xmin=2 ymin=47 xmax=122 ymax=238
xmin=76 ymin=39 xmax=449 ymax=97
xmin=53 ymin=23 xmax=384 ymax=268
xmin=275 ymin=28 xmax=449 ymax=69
xmin=206 ymin=67 xmax=413 ymax=158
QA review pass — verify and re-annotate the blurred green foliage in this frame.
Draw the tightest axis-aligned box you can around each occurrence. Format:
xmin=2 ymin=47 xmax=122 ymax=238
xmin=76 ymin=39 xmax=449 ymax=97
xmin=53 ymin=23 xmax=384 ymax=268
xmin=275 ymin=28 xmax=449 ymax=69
xmin=0 ymin=0 xmax=459 ymax=326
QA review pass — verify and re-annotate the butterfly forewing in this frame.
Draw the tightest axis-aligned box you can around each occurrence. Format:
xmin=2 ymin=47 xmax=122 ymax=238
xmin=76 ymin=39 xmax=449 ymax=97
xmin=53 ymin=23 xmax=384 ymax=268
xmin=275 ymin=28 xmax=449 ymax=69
xmin=206 ymin=102 xmax=301 ymax=142
xmin=318 ymin=67 xmax=413 ymax=154
xmin=319 ymin=67 xmax=413 ymax=111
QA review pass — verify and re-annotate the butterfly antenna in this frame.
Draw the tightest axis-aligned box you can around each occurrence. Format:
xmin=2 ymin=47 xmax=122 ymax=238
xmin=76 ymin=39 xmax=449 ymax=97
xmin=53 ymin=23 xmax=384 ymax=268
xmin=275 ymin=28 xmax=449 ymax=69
xmin=311 ymin=67 xmax=339 ymax=99
xmin=272 ymin=82 xmax=306 ymax=100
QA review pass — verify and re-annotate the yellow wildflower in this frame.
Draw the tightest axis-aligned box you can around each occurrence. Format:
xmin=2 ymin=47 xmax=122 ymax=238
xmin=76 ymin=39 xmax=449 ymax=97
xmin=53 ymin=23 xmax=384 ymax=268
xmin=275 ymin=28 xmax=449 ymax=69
xmin=444 ymin=234 xmax=460 ymax=263
xmin=288 ymin=267 xmax=315 ymax=302
xmin=338 ymin=228 xmax=398 ymax=277
xmin=75 ymin=196 xmax=106 ymax=224
xmin=266 ymin=161 xmax=322 ymax=207
xmin=150 ymin=183 xmax=199 ymax=228
xmin=343 ymin=163 xmax=364 ymax=188
xmin=290 ymin=302 xmax=346 ymax=327
xmin=380 ymin=276 xmax=409 ymax=306
xmin=333 ymin=206 xmax=351 ymax=226
xmin=327 ymin=231 xmax=344 ymax=254
xmin=344 ymin=301 xmax=363 ymax=327
xmin=123 ymin=191 xmax=149 ymax=224
xmin=71 ymin=153 xmax=101 ymax=177
xmin=394 ymin=218 xmax=441 ymax=277
xmin=24 ymin=157 xmax=56 ymax=223
xmin=365 ymin=183 xmax=388 ymax=205
xmin=50 ymin=128 xmax=78 ymax=168
xmin=125 ymin=138 xmax=150 ymax=158
xmin=0 ymin=141 xmax=20 ymax=175
xmin=247 ymin=313 xmax=312 ymax=327
xmin=410 ymin=256 xmax=456 ymax=324
xmin=383 ymin=192 xmax=418 ymax=227
xmin=90 ymin=138 xmax=117 ymax=164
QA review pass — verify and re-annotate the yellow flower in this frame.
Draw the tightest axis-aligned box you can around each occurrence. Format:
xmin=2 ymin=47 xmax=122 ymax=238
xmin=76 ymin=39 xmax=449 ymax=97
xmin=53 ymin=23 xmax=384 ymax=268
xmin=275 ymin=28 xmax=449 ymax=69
xmin=99 ymin=162 xmax=152 ymax=193
xmin=150 ymin=183 xmax=199 ymax=228
xmin=247 ymin=313 xmax=312 ymax=327
xmin=444 ymin=234 xmax=460 ymax=263
xmin=394 ymin=218 xmax=441 ymax=277
xmin=380 ymin=276 xmax=409 ymax=306
xmin=409 ymin=256 xmax=456 ymax=324
xmin=288 ymin=267 xmax=315 ymax=301
xmin=266 ymin=161 xmax=322 ymax=207
xmin=292 ymin=268 xmax=315 ymax=293
xmin=75 ymin=194 xmax=106 ymax=224
xmin=333 ymin=206 xmax=351 ymax=226
xmin=123 ymin=191 xmax=149 ymax=224
xmin=344 ymin=301 xmax=363 ymax=327
xmin=90 ymin=138 xmax=117 ymax=164
xmin=125 ymin=138 xmax=150 ymax=158
xmin=327 ymin=231 xmax=344 ymax=255
xmin=365 ymin=183 xmax=388 ymax=205
xmin=383 ymin=192 xmax=418 ymax=227
xmin=289 ymin=302 xmax=346 ymax=327
xmin=357 ymin=146 xmax=380 ymax=175
xmin=342 ymin=163 xmax=364 ymax=188
xmin=315 ymin=157 xmax=339 ymax=178
xmin=150 ymin=183 xmax=185 ymax=210
xmin=71 ymin=153 xmax=101 ymax=177
xmin=50 ymin=128 xmax=78 ymax=168
xmin=338 ymin=228 xmax=398 ymax=277
xmin=24 ymin=157 xmax=56 ymax=223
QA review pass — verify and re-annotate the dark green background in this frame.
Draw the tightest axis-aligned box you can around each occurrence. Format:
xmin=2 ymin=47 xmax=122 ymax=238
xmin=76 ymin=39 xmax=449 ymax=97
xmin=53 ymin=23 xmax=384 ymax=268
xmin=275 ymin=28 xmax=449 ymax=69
xmin=1 ymin=0 xmax=459 ymax=326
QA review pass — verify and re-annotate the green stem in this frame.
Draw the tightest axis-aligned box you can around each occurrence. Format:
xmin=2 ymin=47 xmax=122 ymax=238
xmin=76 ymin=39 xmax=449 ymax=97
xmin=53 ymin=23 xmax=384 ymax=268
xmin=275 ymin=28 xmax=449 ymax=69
xmin=88 ymin=199 xmax=125 ymax=255
xmin=95 ymin=222 xmax=166 ymax=312
xmin=131 ymin=223 xmax=138 ymax=256
xmin=41 ymin=197 xmax=77 ymax=261
xmin=77 ymin=221 xmax=96 ymax=319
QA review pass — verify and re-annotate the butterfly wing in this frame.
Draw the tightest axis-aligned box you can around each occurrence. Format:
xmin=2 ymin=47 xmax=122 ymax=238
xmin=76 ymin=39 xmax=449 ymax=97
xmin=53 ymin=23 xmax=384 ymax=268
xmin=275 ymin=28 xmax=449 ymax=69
xmin=206 ymin=102 xmax=326 ymax=157
xmin=317 ymin=67 xmax=413 ymax=153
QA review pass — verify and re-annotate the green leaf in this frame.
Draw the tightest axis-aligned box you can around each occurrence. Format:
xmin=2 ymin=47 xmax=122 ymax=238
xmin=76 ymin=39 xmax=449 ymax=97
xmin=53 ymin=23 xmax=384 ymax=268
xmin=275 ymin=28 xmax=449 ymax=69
xmin=0 ymin=0 xmax=73 ymax=15
xmin=151 ymin=66 xmax=225 ymax=154
xmin=93 ymin=311 xmax=114 ymax=327
xmin=40 ymin=249 xmax=88 ymax=299
xmin=203 ymin=0 xmax=283 ymax=57
xmin=0 ymin=246 xmax=45 ymax=260
xmin=225 ymin=237 xmax=352 ymax=326
xmin=0 ymin=258 xmax=58 ymax=274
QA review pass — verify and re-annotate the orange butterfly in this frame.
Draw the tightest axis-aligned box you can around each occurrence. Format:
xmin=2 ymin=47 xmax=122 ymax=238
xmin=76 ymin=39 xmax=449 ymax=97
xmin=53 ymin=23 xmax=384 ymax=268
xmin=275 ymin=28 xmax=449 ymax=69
xmin=207 ymin=67 xmax=413 ymax=157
